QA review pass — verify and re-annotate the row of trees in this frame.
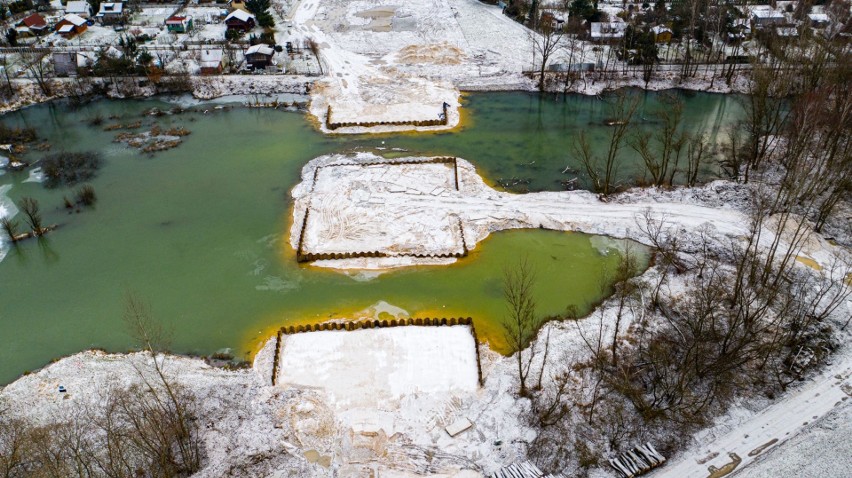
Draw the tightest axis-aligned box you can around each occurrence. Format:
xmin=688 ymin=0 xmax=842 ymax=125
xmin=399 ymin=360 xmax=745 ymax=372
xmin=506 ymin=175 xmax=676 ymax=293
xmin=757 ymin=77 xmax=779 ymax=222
xmin=504 ymin=31 xmax=851 ymax=475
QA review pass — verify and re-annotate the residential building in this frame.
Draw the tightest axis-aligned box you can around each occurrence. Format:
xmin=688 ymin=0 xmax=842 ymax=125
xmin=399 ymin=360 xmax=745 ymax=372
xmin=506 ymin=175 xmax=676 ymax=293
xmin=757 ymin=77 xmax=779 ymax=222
xmin=590 ymin=22 xmax=627 ymax=41
xmin=166 ymin=15 xmax=193 ymax=33
xmin=245 ymin=43 xmax=274 ymax=70
xmin=55 ymin=14 xmax=88 ymax=38
xmin=64 ymin=1 xmax=91 ymax=19
xmin=200 ymin=48 xmax=225 ymax=74
xmin=225 ymin=9 xmax=256 ymax=31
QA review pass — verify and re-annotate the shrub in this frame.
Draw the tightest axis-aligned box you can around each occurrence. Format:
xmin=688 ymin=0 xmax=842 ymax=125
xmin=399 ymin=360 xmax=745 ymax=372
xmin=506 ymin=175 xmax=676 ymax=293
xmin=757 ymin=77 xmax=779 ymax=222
xmin=40 ymin=151 xmax=102 ymax=188
xmin=75 ymin=185 xmax=97 ymax=206
xmin=0 ymin=123 xmax=37 ymax=143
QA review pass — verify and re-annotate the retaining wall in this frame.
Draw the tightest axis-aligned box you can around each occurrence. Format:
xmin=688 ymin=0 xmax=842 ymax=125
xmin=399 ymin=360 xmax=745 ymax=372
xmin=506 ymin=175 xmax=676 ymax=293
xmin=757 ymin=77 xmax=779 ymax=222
xmin=325 ymin=103 xmax=449 ymax=131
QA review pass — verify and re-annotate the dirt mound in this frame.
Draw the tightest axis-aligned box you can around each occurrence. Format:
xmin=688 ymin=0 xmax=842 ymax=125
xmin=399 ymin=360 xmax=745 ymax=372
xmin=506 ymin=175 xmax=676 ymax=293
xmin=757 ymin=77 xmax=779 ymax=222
xmin=396 ymin=42 xmax=465 ymax=65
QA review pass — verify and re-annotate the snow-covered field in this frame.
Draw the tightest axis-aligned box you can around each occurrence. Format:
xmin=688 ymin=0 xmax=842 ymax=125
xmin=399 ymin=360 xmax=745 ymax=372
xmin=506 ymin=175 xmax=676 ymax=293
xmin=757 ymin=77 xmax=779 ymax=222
xmin=277 ymin=325 xmax=479 ymax=433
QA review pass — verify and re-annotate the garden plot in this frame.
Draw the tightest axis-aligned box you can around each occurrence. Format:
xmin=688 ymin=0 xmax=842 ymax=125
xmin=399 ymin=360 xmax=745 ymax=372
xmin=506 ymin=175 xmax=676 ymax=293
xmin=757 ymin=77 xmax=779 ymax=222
xmin=300 ymin=160 xmax=466 ymax=257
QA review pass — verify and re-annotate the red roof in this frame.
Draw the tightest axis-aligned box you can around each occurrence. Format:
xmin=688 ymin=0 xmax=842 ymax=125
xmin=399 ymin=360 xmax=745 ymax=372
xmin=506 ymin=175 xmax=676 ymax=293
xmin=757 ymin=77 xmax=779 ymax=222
xmin=166 ymin=16 xmax=187 ymax=23
xmin=21 ymin=13 xmax=48 ymax=28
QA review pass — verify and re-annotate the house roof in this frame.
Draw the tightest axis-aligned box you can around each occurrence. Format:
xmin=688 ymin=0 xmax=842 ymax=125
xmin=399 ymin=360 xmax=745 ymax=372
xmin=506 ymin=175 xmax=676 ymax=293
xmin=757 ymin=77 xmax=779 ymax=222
xmin=166 ymin=15 xmax=191 ymax=24
xmin=65 ymin=1 xmax=89 ymax=14
xmin=246 ymin=44 xmax=274 ymax=56
xmin=62 ymin=14 xmax=88 ymax=26
xmin=751 ymin=8 xmax=785 ymax=19
xmin=21 ymin=13 xmax=48 ymax=28
xmin=200 ymin=49 xmax=224 ymax=63
xmin=225 ymin=9 xmax=255 ymax=23
xmin=58 ymin=24 xmax=75 ymax=33
xmin=651 ymin=25 xmax=672 ymax=35
xmin=808 ymin=13 xmax=830 ymax=22
xmin=97 ymin=2 xmax=124 ymax=15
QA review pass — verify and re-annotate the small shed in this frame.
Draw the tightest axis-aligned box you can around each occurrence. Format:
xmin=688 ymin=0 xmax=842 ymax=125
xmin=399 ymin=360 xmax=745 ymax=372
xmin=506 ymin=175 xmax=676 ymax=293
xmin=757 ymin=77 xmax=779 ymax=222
xmin=200 ymin=48 xmax=225 ymax=74
xmin=751 ymin=8 xmax=785 ymax=28
xmin=166 ymin=15 xmax=193 ymax=33
xmin=19 ymin=13 xmax=49 ymax=36
xmin=225 ymin=9 xmax=256 ymax=32
xmin=245 ymin=43 xmax=274 ymax=69
xmin=651 ymin=25 xmax=672 ymax=43
xmin=64 ymin=1 xmax=91 ymax=19
xmin=55 ymin=14 xmax=88 ymax=38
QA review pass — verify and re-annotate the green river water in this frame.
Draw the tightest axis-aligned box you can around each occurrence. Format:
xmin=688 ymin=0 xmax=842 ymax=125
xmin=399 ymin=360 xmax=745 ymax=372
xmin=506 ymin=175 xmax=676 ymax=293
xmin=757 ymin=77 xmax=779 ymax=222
xmin=0 ymin=91 xmax=743 ymax=384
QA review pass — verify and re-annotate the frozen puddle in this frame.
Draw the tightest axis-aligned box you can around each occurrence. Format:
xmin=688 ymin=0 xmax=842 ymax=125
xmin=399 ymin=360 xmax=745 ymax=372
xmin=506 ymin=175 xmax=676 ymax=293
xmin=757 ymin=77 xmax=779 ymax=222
xmin=276 ymin=325 xmax=479 ymax=410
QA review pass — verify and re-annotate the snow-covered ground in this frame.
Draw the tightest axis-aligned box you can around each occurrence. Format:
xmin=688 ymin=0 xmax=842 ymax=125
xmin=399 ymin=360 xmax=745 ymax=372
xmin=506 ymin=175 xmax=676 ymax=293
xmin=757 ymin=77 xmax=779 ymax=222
xmin=651 ymin=351 xmax=852 ymax=478
xmin=288 ymin=0 xmax=543 ymax=132
xmin=278 ymin=325 xmax=479 ymax=433
xmin=291 ymin=153 xmax=842 ymax=271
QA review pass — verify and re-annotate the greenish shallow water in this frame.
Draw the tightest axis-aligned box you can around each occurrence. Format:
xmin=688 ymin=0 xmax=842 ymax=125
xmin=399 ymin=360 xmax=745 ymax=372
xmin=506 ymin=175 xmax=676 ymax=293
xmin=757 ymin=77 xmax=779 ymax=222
xmin=0 ymin=91 xmax=741 ymax=384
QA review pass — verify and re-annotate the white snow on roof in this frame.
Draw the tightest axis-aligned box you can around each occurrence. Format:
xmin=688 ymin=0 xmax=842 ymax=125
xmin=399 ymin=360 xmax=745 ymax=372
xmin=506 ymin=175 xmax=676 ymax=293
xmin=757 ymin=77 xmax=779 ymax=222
xmin=97 ymin=2 xmax=123 ymax=14
xmin=57 ymin=24 xmax=75 ymax=33
xmin=62 ymin=13 xmax=87 ymax=26
xmin=752 ymin=8 xmax=785 ymax=19
xmin=65 ymin=1 xmax=89 ymax=14
xmin=652 ymin=25 xmax=672 ymax=35
xmin=200 ymin=48 xmax=224 ymax=65
xmin=245 ymin=44 xmax=274 ymax=56
xmin=225 ymin=9 xmax=254 ymax=22
xmin=808 ymin=13 xmax=830 ymax=22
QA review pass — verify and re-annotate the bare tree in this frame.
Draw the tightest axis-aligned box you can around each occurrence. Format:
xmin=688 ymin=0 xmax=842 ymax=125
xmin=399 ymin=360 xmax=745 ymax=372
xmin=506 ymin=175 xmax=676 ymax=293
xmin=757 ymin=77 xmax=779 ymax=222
xmin=19 ymin=49 xmax=53 ymax=96
xmin=122 ymin=293 xmax=202 ymax=475
xmin=629 ymin=93 xmax=687 ymax=187
xmin=502 ymin=257 xmax=539 ymax=397
xmin=306 ymin=38 xmax=323 ymax=75
xmin=529 ymin=21 xmax=564 ymax=91
xmin=1 ymin=217 xmax=19 ymax=242
xmin=570 ymin=92 xmax=640 ymax=195
xmin=17 ymin=197 xmax=43 ymax=236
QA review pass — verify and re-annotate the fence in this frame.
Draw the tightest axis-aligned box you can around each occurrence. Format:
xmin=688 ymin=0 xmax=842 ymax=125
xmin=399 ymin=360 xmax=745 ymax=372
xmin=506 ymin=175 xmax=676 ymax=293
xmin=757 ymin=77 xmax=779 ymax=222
xmin=325 ymin=102 xmax=449 ymax=131
xmin=272 ymin=317 xmax=484 ymax=386
xmin=296 ymin=157 xmax=466 ymax=263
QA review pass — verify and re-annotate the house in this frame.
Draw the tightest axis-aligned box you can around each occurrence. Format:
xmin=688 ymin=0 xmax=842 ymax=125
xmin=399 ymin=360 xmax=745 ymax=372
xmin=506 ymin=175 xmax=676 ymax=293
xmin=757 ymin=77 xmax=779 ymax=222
xmin=807 ymin=13 xmax=830 ymax=28
xmin=55 ymin=14 xmax=88 ymax=38
xmin=245 ymin=43 xmax=274 ymax=70
xmin=590 ymin=22 xmax=627 ymax=41
xmin=751 ymin=8 xmax=785 ymax=28
xmin=225 ymin=10 xmax=255 ymax=31
xmin=228 ymin=0 xmax=249 ymax=12
xmin=64 ymin=1 xmax=91 ymax=19
xmin=18 ymin=13 xmax=49 ymax=36
xmin=165 ymin=15 xmax=193 ymax=33
xmin=52 ymin=51 xmax=78 ymax=76
xmin=200 ymin=48 xmax=225 ymax=74
xmin=95 ymin=2 xmax=126 ymax=25
xmin=651 ymin=25 xmax=672 ymax=43
xmin=540 ymin=11 xmax=565 ymax=31
xmin=728 ymin=18 xmax=752 ymax=42
xmin=225 ymin=9 xmax=256 ymax=31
